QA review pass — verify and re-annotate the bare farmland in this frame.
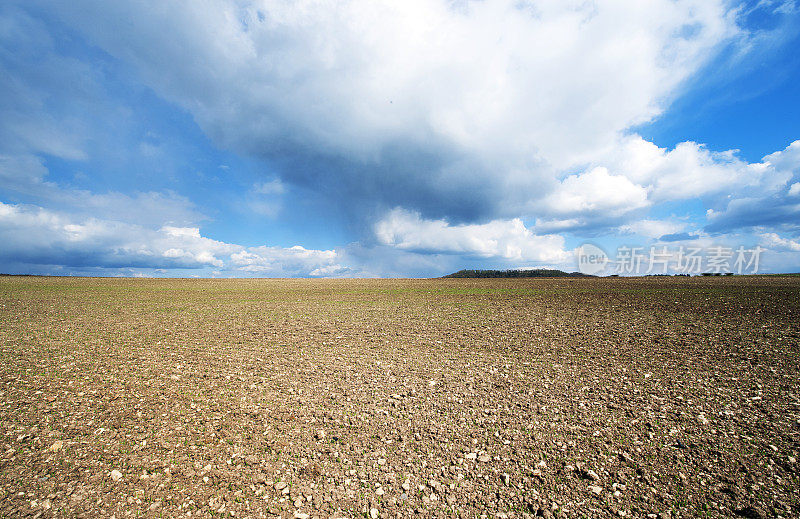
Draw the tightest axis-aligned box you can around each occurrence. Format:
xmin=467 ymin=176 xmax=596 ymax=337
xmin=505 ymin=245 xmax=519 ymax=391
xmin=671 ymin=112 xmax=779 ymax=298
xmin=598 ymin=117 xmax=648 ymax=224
xmin=0 ymin=276 xmax=798 ymax=518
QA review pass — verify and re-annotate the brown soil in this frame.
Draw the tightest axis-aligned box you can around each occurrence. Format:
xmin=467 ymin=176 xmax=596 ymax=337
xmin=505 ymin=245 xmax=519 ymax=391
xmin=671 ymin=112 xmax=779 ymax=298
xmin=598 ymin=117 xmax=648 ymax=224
xmin=0 ymin=276 xmax=798 ymax=518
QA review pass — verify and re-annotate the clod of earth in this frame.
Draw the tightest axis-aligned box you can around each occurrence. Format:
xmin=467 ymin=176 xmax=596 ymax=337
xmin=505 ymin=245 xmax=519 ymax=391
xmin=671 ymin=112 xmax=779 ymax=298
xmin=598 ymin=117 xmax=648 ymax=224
xmin=0 ymin=275 xmax=798 ymax=518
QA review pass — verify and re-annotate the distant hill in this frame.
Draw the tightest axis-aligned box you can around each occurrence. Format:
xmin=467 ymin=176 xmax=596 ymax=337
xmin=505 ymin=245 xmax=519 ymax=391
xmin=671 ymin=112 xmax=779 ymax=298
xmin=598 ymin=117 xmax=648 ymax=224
xmin=442 ymin=269 xmax=593 ymax=278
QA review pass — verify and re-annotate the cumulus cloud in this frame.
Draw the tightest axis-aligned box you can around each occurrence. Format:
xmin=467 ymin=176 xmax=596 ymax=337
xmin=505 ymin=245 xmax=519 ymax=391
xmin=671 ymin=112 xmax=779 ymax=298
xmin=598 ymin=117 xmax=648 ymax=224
xmin=3 ymin=1 xmax=799 ymax=275
xmin=162 ymin=226 xmax=202 ymax=239
xmin=0 ymin=200 xmax=346 ymax=276
xmin=375 ymin=208 xmax=569 ymax=263
xmin=32 ymin=0 xmax=743 ymax=222
xmin=764 ymin=140 xmax=800 ymax=173
xmin=231 ymin=246 xmax=342 ymax=276
xmin=761 ymin=232 xmax=800 ymax=252
xmin=693 ymin=142 xmax=800 ymax=234
xmin=0 ymin=201 xmax=234 ymax=269
xmin=607 ymin=136 xmax=792 ymax=202
xmin=705 ymin=196 xmax=800 ymax=234
xmin=543 ymin=167 xmax=649 ymax=217
xmin=0 ymin=154 xmax=205 ymax=227
xmin=619 ymin=219 xmax=688 ymax=239
xmin=548 ymin=136 xmax=799 ymax=236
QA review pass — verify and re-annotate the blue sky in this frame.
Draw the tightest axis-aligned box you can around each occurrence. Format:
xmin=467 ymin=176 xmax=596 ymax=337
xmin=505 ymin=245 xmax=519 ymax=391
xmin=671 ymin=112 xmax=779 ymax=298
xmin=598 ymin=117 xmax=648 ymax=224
xmin=1 ymin=0 xmax=799 ymax=277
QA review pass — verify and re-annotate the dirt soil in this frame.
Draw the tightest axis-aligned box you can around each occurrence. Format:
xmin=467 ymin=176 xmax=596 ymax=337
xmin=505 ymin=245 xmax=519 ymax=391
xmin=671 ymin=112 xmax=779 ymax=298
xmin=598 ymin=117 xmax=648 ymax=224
xmin=0 ymin=276 xmax=798 ymax=519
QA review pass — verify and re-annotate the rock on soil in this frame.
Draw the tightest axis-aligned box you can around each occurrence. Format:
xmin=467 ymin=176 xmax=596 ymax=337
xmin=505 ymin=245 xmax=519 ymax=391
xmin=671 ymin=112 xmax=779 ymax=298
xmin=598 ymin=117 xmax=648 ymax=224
xmin=1 ymin=275 xmax=798 ymax=518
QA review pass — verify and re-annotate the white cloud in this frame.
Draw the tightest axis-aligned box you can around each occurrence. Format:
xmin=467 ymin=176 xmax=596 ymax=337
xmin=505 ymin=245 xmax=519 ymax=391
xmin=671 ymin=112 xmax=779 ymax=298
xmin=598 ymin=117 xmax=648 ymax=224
xmin=230 ymin=245 xmax=341 ymax=276
xmin=4 ymin=1 xmax=799 ymax=275
xmin=761 ymin=232 xmax=800 ymax=252
xmin=619 ymin=219 xmax=687 ymax=239
xmin=162 ymin=226 xmax=202 ymax=239
xmin=375 ymin=208 xmax=568 ymax=263
xmin=764 ymin=140 xmax=800 ymax=173
xmin=308 ymin=264 xmax=352 ymax=277
xmin=0 ymin=200 xmax=344 ymax=275
xmin=607 ymin=136 xmax=792 ymax=202
xmin=543 ymin=167 xmax=649 ymax=217
xmin=253 ymin=180 xmax=285 ymax=195
xmin=0 ymin=153 xmax=205 ymax=227
xmin=0 ymin=6 xmax=118 ymax=162
xmin=37 ymin=0 xmax=742 ymax=218
xmin=246 ymin=179 xmax=285 ymax=218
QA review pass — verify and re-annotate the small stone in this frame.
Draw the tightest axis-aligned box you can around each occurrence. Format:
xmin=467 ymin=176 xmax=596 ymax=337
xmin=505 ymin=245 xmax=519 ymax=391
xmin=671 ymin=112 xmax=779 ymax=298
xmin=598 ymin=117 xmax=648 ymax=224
xmin=275 ymin=481 xmax=287 ymax=491
xmin=376 ymin=488 xmax=385 ymax=496
xmin=401 ymin=480 xmax=410 ymax=491
xmin=465 ymin=452 xmax=477 ymax=460
xmin=502 ymin=473 xmax=510 ymax=486
xmin=586 ymin=469 xmax=600 ymax=481
xmin=48 ymin=441 xmax=64 ymax=452
xmin=478 ymin=454 xmax=491 ymax=462
xmin=293 ymin=513 xmax=309 ymax=519
xmin=734 ymin=506 xmax=762 ymax=519
xmin=315 ymin=430 xmax=326 ymax=441
xmin=589 ymin=485 xmax=602 ymax=495
xmin=370 ymin=507 xmax=379 ymax=519
xmin=110 ymin=470 xmax=123 ymax=481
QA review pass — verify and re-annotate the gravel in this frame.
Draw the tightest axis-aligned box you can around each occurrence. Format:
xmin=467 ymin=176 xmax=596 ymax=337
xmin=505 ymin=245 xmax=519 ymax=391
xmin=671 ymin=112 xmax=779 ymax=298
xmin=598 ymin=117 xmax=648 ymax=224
xmin=1 ymin=275 xmax=798 ymax=518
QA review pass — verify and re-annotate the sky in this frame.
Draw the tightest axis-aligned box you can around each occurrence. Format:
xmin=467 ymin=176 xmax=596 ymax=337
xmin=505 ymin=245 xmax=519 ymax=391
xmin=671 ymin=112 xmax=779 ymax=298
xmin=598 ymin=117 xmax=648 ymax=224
xmin=1 ymin=0 xmax=799 ymax=278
